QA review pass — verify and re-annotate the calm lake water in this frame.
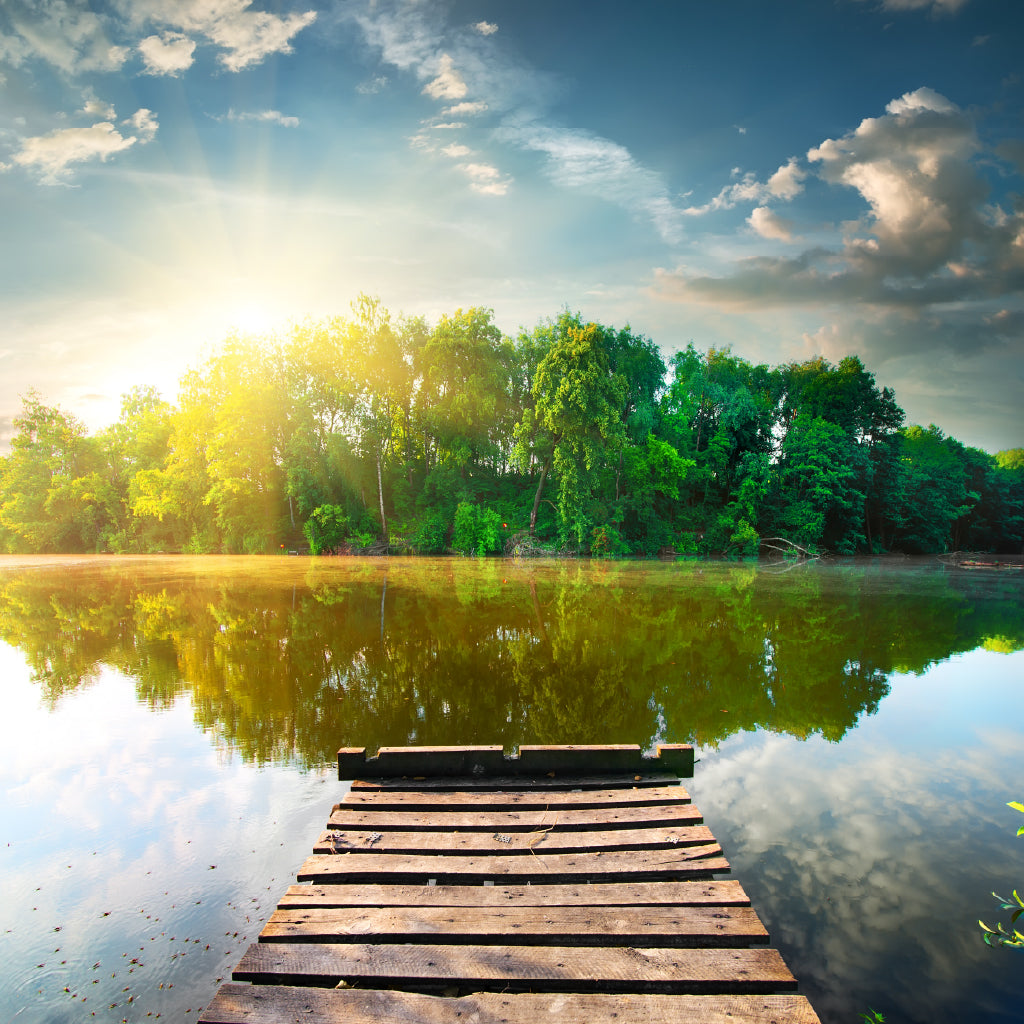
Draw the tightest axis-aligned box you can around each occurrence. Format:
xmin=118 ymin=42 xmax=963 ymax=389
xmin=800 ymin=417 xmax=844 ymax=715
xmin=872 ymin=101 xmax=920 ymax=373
xmin=0 ymin=554 xmax=1021 ymax=1023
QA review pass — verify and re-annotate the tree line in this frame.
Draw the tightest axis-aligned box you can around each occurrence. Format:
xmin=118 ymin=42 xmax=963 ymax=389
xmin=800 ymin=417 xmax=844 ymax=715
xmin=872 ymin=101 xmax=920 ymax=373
xmin=1 ymin=296 xmax=1022 ymax=556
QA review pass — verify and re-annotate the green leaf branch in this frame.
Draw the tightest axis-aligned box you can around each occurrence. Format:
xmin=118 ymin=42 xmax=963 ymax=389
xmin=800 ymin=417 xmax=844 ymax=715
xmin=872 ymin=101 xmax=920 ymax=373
xmin=979 ymin=802 xmax=1024 ymax=950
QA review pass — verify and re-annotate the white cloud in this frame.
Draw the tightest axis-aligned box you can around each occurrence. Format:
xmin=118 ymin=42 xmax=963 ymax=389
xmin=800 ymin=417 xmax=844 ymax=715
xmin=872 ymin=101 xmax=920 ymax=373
xmin=461 ymin=162 xmax=498 ymax=180
xmin=683 ymin=157 xmax=806 ymax=216
xmin=0 ymin=1 xmax=129 ymax=74
xmin=348 ymin=0 xmax=552 ymax=123
xmin=876 ymin=0 xmax=969 ymax=12
xmin=220 ymin=108 xmax=300 ymax=127
xmin=356 ymin=75 xmax=389 ymax=95
xmin=654 ymin=90 xmax=1024 ymax=417
xmin=120 ymin=0 xmax=316 ymax=72
xmin=349 ymin=2 xmax=439 ymax=73
xmin=422 ymin=53 xmax=467 ymax=100
xmin=9 ymin=114 xmax=151 ymax=184
xmin=748 ymin=206 xmax=797 ymax=241
xmin=441 ymin=143 xmax=471 ymax=158
xmin=138 ymin=31 xmax=196 ymax=75
xmin=504 ymin=120 xmax=685 ymax=244
xmin=408 ymin=132 xmax=434 ymax=152
xmin=442 ymin=100 xmax=488 ymax=117
xmin=471 ymin=182 xmax=509 ymax=197
xmin=124 ymin=107 xmax=158 ymax=142
xmin=806 ymin=87 xmax=985 ymax=276
xmin=0 ymin=30 xmax=31 ymax=69
xmin=0 ymin=0 xmax=313 ymax=79
xmin=82 ymin=93 xmax=116 ymax=120
xmin=474 ymin=21 xmax=498 ymax=36
xmin=767 ymin=157 xmax=806 ymax=200
xmin=458 ymin=161 xmax=511 ymax=195
xmin=209 ymin=7 xmax=316 ymax=71
xmin=883 ymin=85 xmax=957 ymax=117
xmin=347 ymin=0 xmax=686 ymax=244
xmin=200 ymin=3 xmax=316 ymax=72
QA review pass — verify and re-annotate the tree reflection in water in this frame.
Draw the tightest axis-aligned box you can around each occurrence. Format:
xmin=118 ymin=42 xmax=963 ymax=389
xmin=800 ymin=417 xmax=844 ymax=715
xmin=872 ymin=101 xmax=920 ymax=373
xmin=0 ymin=556 xmax=1019 ymax=766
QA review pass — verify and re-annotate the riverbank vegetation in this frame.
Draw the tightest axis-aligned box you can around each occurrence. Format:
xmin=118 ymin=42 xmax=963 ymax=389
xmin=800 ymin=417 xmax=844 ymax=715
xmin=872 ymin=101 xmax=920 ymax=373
xmin=1 ymin=297 xmax=1022 ymax=556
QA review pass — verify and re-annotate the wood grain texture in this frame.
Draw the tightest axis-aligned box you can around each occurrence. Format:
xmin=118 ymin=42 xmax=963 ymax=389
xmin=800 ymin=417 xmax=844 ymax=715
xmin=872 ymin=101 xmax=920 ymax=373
xmin=313 ymin=823 xmax=715 ymax=855
xmin=202 ymin=984 xmax=821 ymax=1024
xmin=338 ymin=784 xmax=691 ymax=810
xmin=349 ymin=771 xmax=681 ymax=791
xmin=297 ymin=846 xmax=728 ymax=884
xmin=233 ymin=941 xmax=795 ymax=992
xmin=326 ymin=802 xmax=703 ymax=832
xmin=278 ymin=879 xmax=751 ymax=909
xmin=259 ymin=905 xmax=769 ymax=946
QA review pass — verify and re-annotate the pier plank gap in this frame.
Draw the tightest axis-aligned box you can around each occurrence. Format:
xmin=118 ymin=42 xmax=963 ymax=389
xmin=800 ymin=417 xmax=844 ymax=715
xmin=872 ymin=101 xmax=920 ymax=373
xmin=200 ymin=743 xmax=820 ymax=1024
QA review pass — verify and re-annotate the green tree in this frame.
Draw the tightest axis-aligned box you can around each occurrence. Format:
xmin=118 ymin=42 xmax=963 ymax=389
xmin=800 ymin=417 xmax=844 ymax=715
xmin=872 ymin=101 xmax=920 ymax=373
xmin=0 ymin=391 xmax=117 ymax=552
xmin=769 ymin=414 xmax=869 ymax=553
xmin=280 ymin=318 xmax=362 ymax=531
xmin=452 ymin=500 xmax=503 ymax=556
xmin=514 ymin=315 xmax=626 ymax=545
xmin=131 ymin=370 xmax=221 ymax=552
xmin=778 ymin=355 xmax=903 ymax=551
xmin=347 ymin=296 xmax=416 ymax=543
xmin=619 ymin=435 xmax=696 ymax=553
xmin=996 ymin=449 xmax=1024 ymax=472
xmin=416 ymin=307 xmax=514 ymax=474
xmin=886 ymin=425 xmax=977 ymax=553
xmin=203 ymin=339 xmax=290 ymax=552
xmin=659 ymin=345 xmax=779 ymax=551
xmin=99 ymin=386 xmax=173 ymax=551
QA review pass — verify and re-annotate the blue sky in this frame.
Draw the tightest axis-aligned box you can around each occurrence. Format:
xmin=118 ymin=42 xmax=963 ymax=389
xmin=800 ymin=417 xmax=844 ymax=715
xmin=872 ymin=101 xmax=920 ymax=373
xmin=1 ymin=0 xmax=1022 ymax=453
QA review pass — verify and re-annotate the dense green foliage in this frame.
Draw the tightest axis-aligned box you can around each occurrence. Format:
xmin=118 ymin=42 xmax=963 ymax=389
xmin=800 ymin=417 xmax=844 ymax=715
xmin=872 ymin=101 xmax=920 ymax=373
xmin=1 ymin=298 xmax=1021 ymax=555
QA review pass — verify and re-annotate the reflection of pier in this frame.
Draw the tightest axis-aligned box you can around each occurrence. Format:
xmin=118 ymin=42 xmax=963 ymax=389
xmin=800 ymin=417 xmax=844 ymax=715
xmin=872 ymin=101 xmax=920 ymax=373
xmin=200 ymin=744 xmax=820 ymax=1024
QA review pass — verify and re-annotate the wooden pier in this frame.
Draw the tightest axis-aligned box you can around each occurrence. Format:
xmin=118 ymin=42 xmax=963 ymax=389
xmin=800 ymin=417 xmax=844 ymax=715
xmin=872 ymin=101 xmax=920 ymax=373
xmin=201 ymin=744 xmax=820 ymax=1023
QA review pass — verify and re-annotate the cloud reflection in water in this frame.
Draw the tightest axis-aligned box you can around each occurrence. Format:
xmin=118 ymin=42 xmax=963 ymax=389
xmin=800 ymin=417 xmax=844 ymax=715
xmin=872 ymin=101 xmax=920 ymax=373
xmin=691 ymin=649 xmax=1024 ymax=1024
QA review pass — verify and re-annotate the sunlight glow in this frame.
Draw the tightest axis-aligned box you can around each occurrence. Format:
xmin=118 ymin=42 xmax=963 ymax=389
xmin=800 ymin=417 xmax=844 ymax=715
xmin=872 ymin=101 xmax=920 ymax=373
xmin=222 ymin=300 xmax=282 ymax=337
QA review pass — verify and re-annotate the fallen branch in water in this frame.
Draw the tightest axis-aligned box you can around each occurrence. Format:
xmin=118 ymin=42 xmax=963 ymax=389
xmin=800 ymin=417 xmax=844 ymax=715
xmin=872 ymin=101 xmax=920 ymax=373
xmin=759 ymin=537 xmax=820 ymax=561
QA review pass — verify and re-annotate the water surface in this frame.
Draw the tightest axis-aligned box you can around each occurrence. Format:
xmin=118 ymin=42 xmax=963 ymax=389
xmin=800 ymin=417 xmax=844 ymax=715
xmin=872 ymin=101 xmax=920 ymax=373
xmin=0 ymin=555 xmax=1021 ymax=1022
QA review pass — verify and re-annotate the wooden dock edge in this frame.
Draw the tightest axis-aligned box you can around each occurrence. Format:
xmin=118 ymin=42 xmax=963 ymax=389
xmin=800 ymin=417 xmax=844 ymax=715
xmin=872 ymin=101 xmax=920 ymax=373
xmin=204 ymin=985 xmax=822 ymax=1024
xmin=338 ymin=742 xmax=695 ymax=779
xmin=199 ymin=743 xmax=821 ymax=1024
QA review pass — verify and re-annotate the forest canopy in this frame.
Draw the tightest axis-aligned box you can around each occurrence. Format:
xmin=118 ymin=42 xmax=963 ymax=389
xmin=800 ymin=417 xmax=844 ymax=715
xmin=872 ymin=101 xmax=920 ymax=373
xmin=1 ymin=297 xmax=1022 ymax=557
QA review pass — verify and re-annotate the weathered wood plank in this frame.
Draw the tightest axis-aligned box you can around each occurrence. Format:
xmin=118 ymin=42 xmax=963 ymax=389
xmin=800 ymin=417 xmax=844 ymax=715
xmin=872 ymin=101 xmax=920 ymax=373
xmin=279 ymin=879 xmax=751 ymax=909
xmin=202 ymin=984 xmax=822 ymax=1024
xmin=203 ymin=749 xmax=818 ymax=1024
xmin=297 ymin=847 xmax=728 ymax=883
xmin=259 ymin=905 xmax=769 ymax=946
xmin=233 ymin=942 xmax=796 ymax=993
xmin=338 ymin=744 xmax=695 ymax=779
xmin=350 ymin=771 xmax=682 ymax=791
xmin=313 ymin=823 xmax=715 ymax=855
xmin=338 ymin=784 xmax=690 ymax=810
xmin=327 ymin=802 xmax=703 ymax=832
